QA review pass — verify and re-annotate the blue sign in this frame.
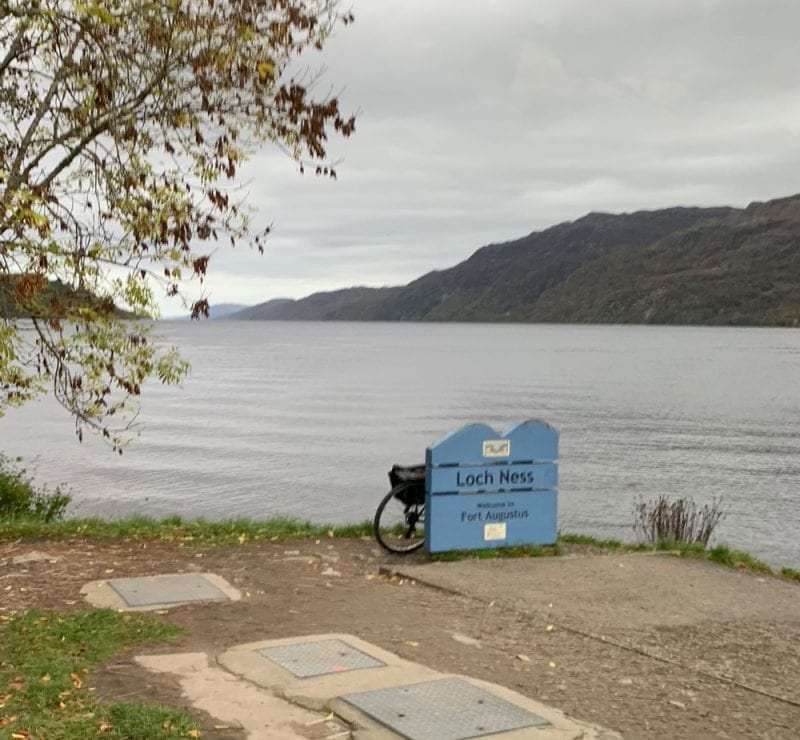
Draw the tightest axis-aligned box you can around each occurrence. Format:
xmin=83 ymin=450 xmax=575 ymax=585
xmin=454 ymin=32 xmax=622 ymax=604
xmin=425 ymin=421 xmax=559 ymax=553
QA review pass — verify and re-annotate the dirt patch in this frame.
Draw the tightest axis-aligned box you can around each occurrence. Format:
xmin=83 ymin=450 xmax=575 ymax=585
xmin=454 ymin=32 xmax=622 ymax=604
xmin=2 ymin=537 xmax=799 ymax=739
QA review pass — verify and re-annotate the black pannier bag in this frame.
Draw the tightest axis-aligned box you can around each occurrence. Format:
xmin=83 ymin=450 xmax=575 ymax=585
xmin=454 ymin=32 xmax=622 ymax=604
xmin=388 ymin=464 xmax=426 ymax=506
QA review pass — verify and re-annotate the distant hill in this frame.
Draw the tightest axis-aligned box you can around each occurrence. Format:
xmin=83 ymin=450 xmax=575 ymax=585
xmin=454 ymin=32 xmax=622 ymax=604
xmin=234 ymin=194 xmax=800 ymax=327
xmin=232 ymin=289 xmax=403 ymax=320
xmin=0 ymin=276 xmax=122 ymax=318
xmin=208 ymin=302 xmax=252 ymax=319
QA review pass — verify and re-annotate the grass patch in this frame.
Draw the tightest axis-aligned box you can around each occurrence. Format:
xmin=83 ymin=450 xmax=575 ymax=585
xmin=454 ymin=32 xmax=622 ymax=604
xmin=780 ymin=567 xmax=800 ymax=582
xmin=706 ymin=544 xmax=773 ymax=573
xmin=0 ymin=609 xmax=196 ymax=738
xmin=432 ymin=543 xmax=561 ymax=561
xmin=652 ymin=539 xmax=708 ymax=557
xmin=0 ymin=514 xmax=374 ymax=546
xmin=558 ymin=533 xmax=626 ymax=550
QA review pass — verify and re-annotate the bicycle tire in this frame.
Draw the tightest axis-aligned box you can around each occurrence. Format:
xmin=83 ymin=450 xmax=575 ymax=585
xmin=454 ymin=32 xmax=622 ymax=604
xmin=373 ymin=482 xmax=426 ymax=554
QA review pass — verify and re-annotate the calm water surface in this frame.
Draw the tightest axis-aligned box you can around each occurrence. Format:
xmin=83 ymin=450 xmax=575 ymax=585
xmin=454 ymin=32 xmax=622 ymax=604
xmin=2 ymin=322 xmax=799 ymax=568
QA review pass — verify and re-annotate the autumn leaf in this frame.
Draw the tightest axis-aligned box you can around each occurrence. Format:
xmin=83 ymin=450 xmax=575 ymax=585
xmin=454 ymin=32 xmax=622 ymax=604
xmin=257 ymin=61 xmax=274 ymax=81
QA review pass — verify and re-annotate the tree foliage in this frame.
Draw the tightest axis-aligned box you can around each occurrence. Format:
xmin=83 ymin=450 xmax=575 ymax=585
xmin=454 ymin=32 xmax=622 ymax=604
xmin=0 ymin=0 xmax=355 ymax=447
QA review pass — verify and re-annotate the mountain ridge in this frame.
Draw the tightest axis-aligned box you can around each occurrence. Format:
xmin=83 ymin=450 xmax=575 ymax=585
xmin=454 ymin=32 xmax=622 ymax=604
xmin=231 ymin=195 xmax=800 ymax=326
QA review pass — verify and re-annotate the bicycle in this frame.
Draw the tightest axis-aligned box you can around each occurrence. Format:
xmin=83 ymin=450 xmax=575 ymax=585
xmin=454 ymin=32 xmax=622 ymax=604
xmin=373 ymin=464 xmax=426 ymax=553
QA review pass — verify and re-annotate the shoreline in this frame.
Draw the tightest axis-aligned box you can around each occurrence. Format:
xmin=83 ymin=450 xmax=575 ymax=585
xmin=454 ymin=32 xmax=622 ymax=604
xmin=2 ymin=514 xmax=799 ymax=581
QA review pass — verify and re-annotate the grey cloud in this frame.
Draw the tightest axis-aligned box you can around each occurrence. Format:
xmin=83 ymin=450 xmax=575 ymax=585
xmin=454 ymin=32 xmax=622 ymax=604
xmin=181 ymin=0 xmax=800 ymax=310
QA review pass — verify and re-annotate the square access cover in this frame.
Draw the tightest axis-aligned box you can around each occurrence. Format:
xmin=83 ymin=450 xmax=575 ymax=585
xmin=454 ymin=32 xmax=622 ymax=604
xmin=341 ymin=677 xmax=550 ymax=740
xmin=258 ymin=639 xmax=385 ymax=678
xmin=108 ymin=574 xmax=230 ymax=607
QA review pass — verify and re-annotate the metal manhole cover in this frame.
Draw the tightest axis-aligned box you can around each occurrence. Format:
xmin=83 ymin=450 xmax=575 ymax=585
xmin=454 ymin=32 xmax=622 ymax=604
xmin=258 ymin=639 xmax=385 ymax=678
xmin=108 ymin=574 xmax=230 ymax=607
xmin=341 ymin=677 xmax=549 ymax=739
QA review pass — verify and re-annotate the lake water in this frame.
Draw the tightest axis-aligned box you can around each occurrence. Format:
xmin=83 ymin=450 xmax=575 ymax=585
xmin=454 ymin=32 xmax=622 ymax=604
xmin=2 ymin=321 xmax=799 ymax=568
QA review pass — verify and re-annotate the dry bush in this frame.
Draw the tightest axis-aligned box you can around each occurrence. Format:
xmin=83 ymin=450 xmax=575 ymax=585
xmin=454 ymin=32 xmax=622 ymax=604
xmin=633 ymin=495 xmax=725 ymax=547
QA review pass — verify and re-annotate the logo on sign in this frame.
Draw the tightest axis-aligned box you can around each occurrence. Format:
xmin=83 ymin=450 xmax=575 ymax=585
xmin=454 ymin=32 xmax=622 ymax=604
xmin=482 ymin=439 xmax=510 ymax=458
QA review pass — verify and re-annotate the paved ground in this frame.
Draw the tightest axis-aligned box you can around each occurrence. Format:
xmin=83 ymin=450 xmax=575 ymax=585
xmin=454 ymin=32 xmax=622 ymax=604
xmin=390 ymin=553 xmax=800 ymax=705
xmin=2 ymin=537 xmax=800 ymax=739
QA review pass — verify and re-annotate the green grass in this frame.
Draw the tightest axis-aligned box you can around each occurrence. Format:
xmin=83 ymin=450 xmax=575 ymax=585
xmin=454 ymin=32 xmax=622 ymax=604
xmin=558 ymin=533 xmax=627 ymax=550
xmin=780 ymin=566 xmax=800 ymax=582
xmin=0 ymin=514 xmax=374 ymax=546
xmin=0 ymin=609 xmax=197 ymax=738
xmin=706 ymin=544 xmax=773 ymax=573
xmin=432 ymin=543 xmax=560 ymax=561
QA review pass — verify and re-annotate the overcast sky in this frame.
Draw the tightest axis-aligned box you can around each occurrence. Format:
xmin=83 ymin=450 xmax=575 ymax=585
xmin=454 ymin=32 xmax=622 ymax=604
xmin=174 ymin=0 xmax=800 ymax=314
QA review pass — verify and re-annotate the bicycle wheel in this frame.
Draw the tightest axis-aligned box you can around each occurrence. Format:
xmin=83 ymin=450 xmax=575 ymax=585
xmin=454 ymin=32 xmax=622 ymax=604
xmin=373 ymin=483 xmax=426 ymax=554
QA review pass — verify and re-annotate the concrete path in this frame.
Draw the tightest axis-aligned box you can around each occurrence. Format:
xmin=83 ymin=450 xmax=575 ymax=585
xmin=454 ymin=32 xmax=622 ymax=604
xmin=137 ymin=634 xmax=618 ymax=739
xmin=388 ymin=552 xmax=800 ymax=631
xmin=388 ymin=552 xmax=800 ymax=705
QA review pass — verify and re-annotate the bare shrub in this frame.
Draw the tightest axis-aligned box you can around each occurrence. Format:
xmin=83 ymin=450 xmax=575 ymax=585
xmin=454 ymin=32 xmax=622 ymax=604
xmin=633 ymin=495 xmax=725 ymax=547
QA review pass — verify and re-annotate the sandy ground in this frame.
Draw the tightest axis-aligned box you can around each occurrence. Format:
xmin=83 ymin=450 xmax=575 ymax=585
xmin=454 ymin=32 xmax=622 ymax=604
xmin=2 ymin=536 xmax=799 ymax=739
